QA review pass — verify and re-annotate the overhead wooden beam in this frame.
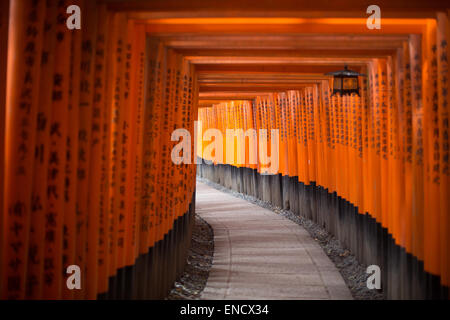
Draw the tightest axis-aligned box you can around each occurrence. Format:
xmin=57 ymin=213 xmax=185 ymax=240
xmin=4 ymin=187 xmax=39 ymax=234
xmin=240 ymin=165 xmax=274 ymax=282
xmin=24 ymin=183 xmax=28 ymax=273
xmin=186 ymin=56 xmax=377 ymax=64
xmin=199 ymin=78 xmax=328 ymax=84
xmin=197 ymin=72 xmax=349 ymax=80
xmin=198 ymin=91 xmax=273 ymax=100
xmin=199 ymin=84 xmax=319 ymax=92
xmin=104 ymin=0 xmax=449 ymax=19
xmin=176 ymin=48 xmax=397 ymax=58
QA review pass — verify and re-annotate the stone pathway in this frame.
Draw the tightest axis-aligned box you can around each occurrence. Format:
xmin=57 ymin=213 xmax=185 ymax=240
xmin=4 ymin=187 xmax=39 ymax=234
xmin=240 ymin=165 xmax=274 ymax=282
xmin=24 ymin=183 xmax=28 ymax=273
xmin=196 ymin=181 xmax=352 ymax=300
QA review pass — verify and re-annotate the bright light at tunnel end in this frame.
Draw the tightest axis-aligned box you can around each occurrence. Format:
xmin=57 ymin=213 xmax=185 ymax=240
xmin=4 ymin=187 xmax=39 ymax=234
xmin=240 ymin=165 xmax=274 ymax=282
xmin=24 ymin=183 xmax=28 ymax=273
xmin=170 ymin=121 xmax=280 ymax=175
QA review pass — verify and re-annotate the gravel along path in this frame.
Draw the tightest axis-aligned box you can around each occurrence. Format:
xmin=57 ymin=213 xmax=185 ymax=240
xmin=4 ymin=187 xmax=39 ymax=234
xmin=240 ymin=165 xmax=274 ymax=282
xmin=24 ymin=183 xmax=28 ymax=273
xmin=196 ymin=177 xmax=383 ymax=300
xmin=166 ymin=215 xmax=214 ymax=300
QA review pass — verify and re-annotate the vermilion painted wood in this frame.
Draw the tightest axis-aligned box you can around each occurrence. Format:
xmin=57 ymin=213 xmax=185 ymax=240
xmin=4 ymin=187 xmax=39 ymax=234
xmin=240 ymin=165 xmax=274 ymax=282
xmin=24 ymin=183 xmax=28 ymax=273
xmin=0 ymin=1 xmax=9 ymax=296
xmin=1 ymin=0 xmax=450 ymax=299
xmin=2 ymin=0 xmax=46 ymax=300
xmin=26 ymin=0 xmax=57 ymax=300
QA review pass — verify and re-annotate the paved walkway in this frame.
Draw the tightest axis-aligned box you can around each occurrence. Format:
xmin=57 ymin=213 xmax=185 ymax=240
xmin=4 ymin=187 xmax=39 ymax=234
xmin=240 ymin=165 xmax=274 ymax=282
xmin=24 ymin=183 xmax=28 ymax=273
xmin=196 ymin=182 xmax=352 ymax=300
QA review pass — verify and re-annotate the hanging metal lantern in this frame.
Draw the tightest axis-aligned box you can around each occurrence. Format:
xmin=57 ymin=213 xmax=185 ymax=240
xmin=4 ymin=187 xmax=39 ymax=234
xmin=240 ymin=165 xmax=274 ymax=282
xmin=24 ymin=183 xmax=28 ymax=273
xmin=325 ymin=65 xmax=366 ymax=96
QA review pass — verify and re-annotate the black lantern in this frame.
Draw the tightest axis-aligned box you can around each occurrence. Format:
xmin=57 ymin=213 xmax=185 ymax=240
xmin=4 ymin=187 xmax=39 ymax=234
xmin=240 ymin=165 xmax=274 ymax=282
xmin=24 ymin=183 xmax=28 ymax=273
xmin=325 ymin=65 xmax=366 ymax=96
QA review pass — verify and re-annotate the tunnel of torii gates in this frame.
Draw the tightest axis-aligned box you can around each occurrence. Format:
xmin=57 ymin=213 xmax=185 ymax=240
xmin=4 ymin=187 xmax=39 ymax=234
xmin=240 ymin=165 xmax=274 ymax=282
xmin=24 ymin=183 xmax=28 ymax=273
xmin=0 ymin=0 xmax=449 ymax=300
